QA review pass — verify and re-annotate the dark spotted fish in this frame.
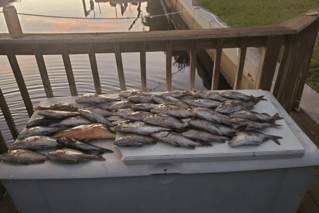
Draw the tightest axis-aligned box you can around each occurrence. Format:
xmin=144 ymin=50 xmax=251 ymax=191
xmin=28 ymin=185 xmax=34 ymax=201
xmin=38 ymin=110 xmax=80 ymax=120
xmin=128 ymin=95 xmax=153 ymax=103
xmin=189 ymin=119 xmax=241 ymax=136
xmin=0 ymin=149 xmax=47 ymax=164
xmin=182 ymin=129 xmax=229 ymax=143
xmin=229 ymin=132 xmax=282 ymax=147
xmin=131 ymin=103 xmax=159 ymax=111
xmin=76 ymin=93 xmax=121 ymax=104
xmin=152 ymin=95 xmax=189 ymax=109
xmin=151 ymin=131 xmax=202 ymax=149
xmin=10 ymin=136 xmax=58 ymax=150
xmin=78 ymin=109 xmax=113 ymax=127
xmin=26 ymin=117 xmax=61 ymax=128
xmin=193 ymin=90 xmax=229 ymax=102
xmin=110 ymin=101 xmax=133 ymax=110
xmin=114 ymin=134 xmax=157 ymax=147
xmin=192 ymin=108 xmax=232 ymax=126
xmin=151 ymin=104 xmax=195 ymax=118
xmin=162 ymin=90 xmax=192 ymax=99
xmin=59 ymin=116 xmax=92 ymax=127
xmin=144 ymin=114 xmax=188 ymax=129
xmin=47 ymin=148 xmax=104 ymax=163
xmin=215 ymin=100 xmax=257 ymax=114
xmin=119 ymin=89 xmax=150 ymax=98
xmin=124 ymin=111 xmax=153 ymax=121
xmin=113 ymin=108 xmax=133 ymax=117
xmin=184 ymin=99 xmax=221 ymax=109
xmin=33 ymin=103 xmax=78 ymax=112
xmin=220 ymin=91 xmax=265 ymax=103
xmin=230 ymin=118 xmax=281 ymax=131
xmin=114 ymin=121 xmax=171 ymax=135
xmin=18 ymin=126 xmax=66 ymax=140
xmin=230 ymin=110 xmax=283 ymax=123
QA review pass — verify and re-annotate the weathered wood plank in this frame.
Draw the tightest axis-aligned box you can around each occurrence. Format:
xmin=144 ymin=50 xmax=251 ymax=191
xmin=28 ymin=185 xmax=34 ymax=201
xmin=5 ymin=45 xmax=33 ymax=117
xmin=114 ymin=43 xmax=126 ymax=91
xmin=256 ymin=35 xmax=284 ymax=90
xmin=298 ymin=192 xmax=319 ymax=213
xmin=211 ymin=38 xmax=223 ymax=90
xmin=189 ymin=40 xmax=197 ymax=91
xmin=140 ymin=42 xmax=147 ymax=92
xmin=0 ymin=192 xmax=18 ymax=213
xmin=61 ymin=44 xmax=77 ymax=96
xmin=32 ymin=44 xmax=54 ymax=98
xmin=87 ymin=44 xmax=102 ymax=94
xmin=166 ymin=41 xmax=172 ymax=91
xmin=233 ymin=39 xmax=247 ymax=89
xmin=0 ymin=88 xmax=19 ymax=140
xmin=308 ymin=176 xmax=319 ymax=207
xmin=0 ymin=131 xmax=8 ymax=154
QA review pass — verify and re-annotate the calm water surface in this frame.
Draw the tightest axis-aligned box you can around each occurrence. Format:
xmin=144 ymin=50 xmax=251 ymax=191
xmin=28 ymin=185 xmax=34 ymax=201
xmin=0 ymin=0 xmax=209 ymax=145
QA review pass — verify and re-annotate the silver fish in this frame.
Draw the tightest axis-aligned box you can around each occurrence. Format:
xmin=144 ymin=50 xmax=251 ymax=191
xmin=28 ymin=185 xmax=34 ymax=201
xmin=76 ymin=93 xmax=121 ymax=104
xmin=131 ymin=103 xmax=159 ymax=111
xmin=33 ymin=103 xmax=78 ymax=112
xmin=10 ymin=136 xmax=58 ymax=150
xmin=56 ymin=137 xmax=113 ymax=155
xmin=59 ymin=116 xmax=92 ymax=127
xmin=78 ymin=109 xmax=113 ymax=127
xmin=110 ymin=101 xmax=133 ymax=110
xmin=128 ymin=95 xmax=153 ymax=103
xmin=113 ymin=109 xmax=133 ymax=118
xmin=220 ymin=91 xmax=265 ymax=102
xmin=230 ymin=118 xmax=281 ymax=131
xmin=47 ymin=148 xmax=104 ymax=163
xmin=192 ymin=107 xmax=232 ymax=126
xmin=119 ymin=89 xmax=150 ymax=98
xmin=26 ymin=117 xmax=61 ymax=128
xmin=189 ymin=119 xmax=240 ymax=136
xmin=151 ymin=104 xmax=195 ymax=118
xmin=0 ymin=149 xmax=47 ymax=164
xmin=230 ymin=110 xmax=283 ymax=123
xmin=229 ymin=132 xmax=282 ymax=147
xmin=162 ymin=90 xmax=192 ymax=99
xmin=215 ymin=100 xmax=257 ymax=114
xmin=112 ymin=120 xmax=132 ymax=132
xmin=144 ymin=114 xmax=188 ymax=129
xmin=182 ymin=129 xmax=229 ymax=142
xmin=151 ymin=131 xmax=202 ymax=149
xmin=152 ymin=95 xmax=189 ymax=109
xmin=83 ymin=107 xmax=113 ymax=116
xmin=38 ymin=110 xmax=80 ymax=120
xmin=194 ymin=90 xmax=229 ymax=102
xmin=124 ymin=111 xmax=153 ymax=121
xmin=18 ymin=126 xmax=66 ymax=140
xmin=116 ymin=121 xmax=171 ymax=135
xmin=184 ymin=99 xmax=221 ymax=108
xmin=114 ymin=134 xmax=157 ymax=147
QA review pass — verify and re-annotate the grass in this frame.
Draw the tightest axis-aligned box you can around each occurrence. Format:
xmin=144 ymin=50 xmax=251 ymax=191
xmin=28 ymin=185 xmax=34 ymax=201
xmin=199 ymin=0 xmax=319 ymax=93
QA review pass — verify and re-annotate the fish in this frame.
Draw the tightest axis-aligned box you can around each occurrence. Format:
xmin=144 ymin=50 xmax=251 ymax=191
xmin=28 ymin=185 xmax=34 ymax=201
xmin=152 ymin=95 xmax=189 ymax=109
xmin=162 ymin=90 xmax=192 ymax=99
xmin=189 ymin=119 xmax=241 ymax=136
xmin=113 ymin=108 xmax=133 ymax=117
xmin=182 ymin=129 xmax=229 ymax=143
xmin=115 ymin=121 xmax=171 ymax=135
xmin=83 ymin=107 xmax=113 ymax=116
xmin=47 ymin=148 xmax=104 ymax=163
xmin=124 ymin=111 xmax=153 ymax=121
xmin=230 ymin=118 xmax=282 ymax=131
xmin=112 ymin=120 xmax=132 ymax=132
xmin=10 ymin=136 xmax=58 ymax=150
xmin=26 ymin=117 xmax=61 ymax=128
xmin=127 ymin=95 xmax=153 ymax=103
xmin=119 ymin=89 xmax=150 ymax=98
xmin=56 ymin=137 xmax=113 ymax=155
xmin=184 ymin=99 xmax=221 ymax=109
xmin=33 ymin=103 xmax=78 ymax=112
xmin=131 ymin=103 xmax=159 ymax=111
xmin=230 ymin=110 xmax=283 ymax=123
xmin=59 ymin=116 xmax=92 ymax=127
xmin=78 ymin=109 xmax=113 ymax=127
xmin=192 ymin=107 xmax=232 ymax=126
xmin=151 ymin=131 xmax=202 ymax=149
xmin=114 ymin=134 xmax=157 ymax=147
xmin=229 ymin=132 xmax=282 ymax=147
xmin=18 ymin=126 xmax=66 ymax=140
xmin=193 ymin=90 xmax=229 ymax=102
xmin=54 ymin=123 xmax=116 ymax=140
xmin=75 ymin=93 xmax=121 ymax=104
xmin=220 ymin=91 xmax=265 ymax=103
xmin=38 ymin=110 xmax=80 ymax=120
xmin=110 ymin=101 xmax=133 ymax=110
xmin=144 ymin=114 xmax=188 ymax=129
xmin=215 ymin=100 xmax=257 ymax=114
xmin=0 ymin=149 xmax=47 ymax=164
xmin=150 ymin=104 xmax=195 ymax=118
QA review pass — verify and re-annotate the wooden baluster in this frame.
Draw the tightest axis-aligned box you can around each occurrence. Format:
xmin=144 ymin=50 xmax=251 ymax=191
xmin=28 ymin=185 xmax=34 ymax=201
xmin=87 ymin=44 xmax=102 ymax=94
xmin=211 ymin=39 xmax=223 ymax=90
xmin=255 ymin=36 xmax=284 ymax=91
xmin=140 ymin=42 xmax=147 ymax=92
xmin=0 ymin=88 xmax=19 ymax=140
xmin=166 ymin=41 xmax=172 ymax=91
xmin=61 ymin=44 xmax=77 ymax=96
xmin=0 ymin=131 xmax=8 ymax=154
xmin=189 ymin=40 xmax=196 ymax=91
xmin=233 ymin=39 xmax=248 ymax=90
xmin=5 ymin=45 xmax=33 ymax=117
xmin=114 ymin=43 xmax=126 ymax=91
xmin=32 ymin=44 xmax=54 ymax=98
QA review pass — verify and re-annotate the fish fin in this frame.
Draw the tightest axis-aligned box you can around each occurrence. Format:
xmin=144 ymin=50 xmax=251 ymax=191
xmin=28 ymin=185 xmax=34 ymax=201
xmin=257 ymin=95 xmax=266 ymax=101
xmin=270 ymin=135 xmax=282 ymax=145
xmin=235 ymin=124 xmax=248 ymax=131
xmin=273 ymin=113 xmax=284 ymax=120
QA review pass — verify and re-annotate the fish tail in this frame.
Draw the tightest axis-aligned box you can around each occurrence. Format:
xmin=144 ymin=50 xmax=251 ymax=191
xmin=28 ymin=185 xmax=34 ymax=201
xmin=95 ymin=155 xmax=106 ymax=161
xmin=257 ymin=95 xmax=266 ymax=101
xmin=272 ymin=113 xmax=284 ymax=120
xmin=270 ymin=135 xmax=282 ymax=145
xmin=100 ymin=148 xmax=114 ymax=154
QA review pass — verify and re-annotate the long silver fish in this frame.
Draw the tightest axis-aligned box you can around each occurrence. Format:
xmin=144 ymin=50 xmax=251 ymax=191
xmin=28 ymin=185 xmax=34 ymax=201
xmin=33 ymin=103 xmax=78 ymax=112
xmin=162 ymin=90 xmax=192 ymax=99
xmin=26 ymin=117 xmax=61 ymax=128
xmin=189 ymin=119 xmax=240 ymax=136
xmin=59 ymin=116 xmax=92 ymax=127
xmin=184 ymin=99 xmax=221 ymax=109
xmin=229 ymin=132 xmax=282 ymax=147
xmin=38 ymin=110 xmax=80 ymax=120
xmin=230 ymin=110 xmax=283 ymax=123
xmin=114 ymin=134 xmax=157 ymax=147
xmin=128 ymin=95 xmax=153 ymax=103
xmin=0 ymin=149 xmax=47 ymax=164
xmin=192 ymin=107 xmax=232 ymax=126
xmin=18 ymin=126 xmax=66 ymax=140
xmin=78 ymin=109 xmax=113 ymax=127
xmin=151 ymin=131 xmax=202 ymax=149
xmin=115 ymin=121 xmax=171 ymax=135
xmin=110 ymin=101 xmax=133 ymax=110
xmin=75 ymin=93 xmax=121 ymax=104
xmin=151 ymin=104 xmax=195 ymax=118
xmin=131 ymin=103 xmax=159 ymax=111
xmin=182 ymin=129 xmax=229 ymax=143
xmin=124 ymin=111 xmax=153 ymax=121
xmin=230 ymin=118 xmax=281 ymax=131
xmin=10 ymin=136 xmax=58 ymax=150
xmin=144 ymin=114 xmax=188 ymax=129
xmin=220 ymin=91 xmax=265 ymax=103
xmin=83 ymin=107 xmax=113 ymax=116
xmin=215 ymin=100 xmax=257 ymax=114
xmin=194 ymin=90 xmax=229 ymax=102
xmin=119 ymin=89 xmax=150 ymax=98
xmin=47 ymin=148 xmax=104 ymax=163
xmin=152 ymin=95 xmax=190 ymax=109
xmin=56 ymin=137 xmax=113 ymax=155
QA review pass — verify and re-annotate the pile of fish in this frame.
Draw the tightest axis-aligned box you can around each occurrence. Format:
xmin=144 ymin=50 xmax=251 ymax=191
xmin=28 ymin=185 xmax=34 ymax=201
xmin=0 ymin=90 xmax=284 ymax=164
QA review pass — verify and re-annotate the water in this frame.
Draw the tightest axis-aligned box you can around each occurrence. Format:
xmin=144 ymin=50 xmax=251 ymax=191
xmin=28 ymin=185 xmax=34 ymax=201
xmin=0 ymin=0 xmax=212 ymax=145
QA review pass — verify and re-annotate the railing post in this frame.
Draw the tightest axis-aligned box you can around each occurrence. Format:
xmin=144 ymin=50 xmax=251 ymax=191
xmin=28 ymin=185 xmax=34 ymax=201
xmin=0 ymin=131 xmax=8 ymax=154
xmin=3 ymin=5 xmax=23 ymax=38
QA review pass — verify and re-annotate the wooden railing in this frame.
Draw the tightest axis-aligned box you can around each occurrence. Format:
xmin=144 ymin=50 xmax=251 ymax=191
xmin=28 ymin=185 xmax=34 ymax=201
xmin=0 ymin=7 xmax=318 ymax=143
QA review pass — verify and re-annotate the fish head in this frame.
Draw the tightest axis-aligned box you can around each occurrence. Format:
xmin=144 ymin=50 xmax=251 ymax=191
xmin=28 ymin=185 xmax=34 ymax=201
xmin=56 ymin=137 xmax=74 ymax=145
